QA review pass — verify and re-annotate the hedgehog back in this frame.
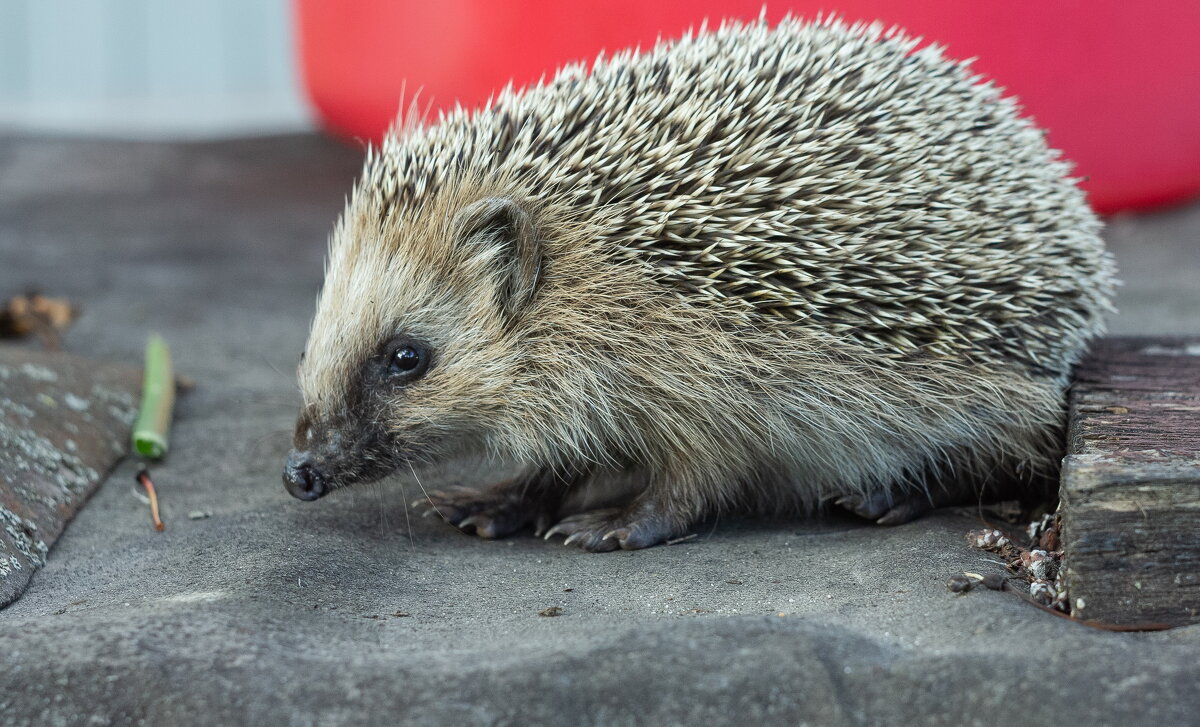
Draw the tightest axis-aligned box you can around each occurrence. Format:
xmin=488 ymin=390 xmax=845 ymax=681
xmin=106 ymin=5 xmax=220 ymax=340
xmin=366 ymin=17 xmax=1115 ymax=376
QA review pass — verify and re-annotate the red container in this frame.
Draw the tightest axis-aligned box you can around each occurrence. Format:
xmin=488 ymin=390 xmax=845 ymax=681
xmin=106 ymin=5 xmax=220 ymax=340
xmin=295 ymin=1 xmax=1200 ymax=212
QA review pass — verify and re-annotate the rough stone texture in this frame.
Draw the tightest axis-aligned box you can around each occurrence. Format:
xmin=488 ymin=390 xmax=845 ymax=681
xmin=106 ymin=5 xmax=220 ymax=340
xmin=0 ymin=135 xmax=1198 ymax=726
xmin=1062 ymin=337 xmax=1200 ymax=626
xmin=0 ymin=347 xmax=140 ymax=607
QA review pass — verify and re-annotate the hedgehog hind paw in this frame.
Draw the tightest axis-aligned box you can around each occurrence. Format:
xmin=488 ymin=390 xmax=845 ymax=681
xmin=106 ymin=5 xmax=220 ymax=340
xmin=544 ymin=506 xmax=678 ymax=552
xmin=835 ymin=491 xmax=934 ymax=525
xmin=415 ymin=484 xmax=542 ymax=539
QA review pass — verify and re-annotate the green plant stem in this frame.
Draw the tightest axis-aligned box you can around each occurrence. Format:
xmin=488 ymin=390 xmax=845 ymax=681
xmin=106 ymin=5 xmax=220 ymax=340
xmin=132 ymin=334 xmax=174 ymax=459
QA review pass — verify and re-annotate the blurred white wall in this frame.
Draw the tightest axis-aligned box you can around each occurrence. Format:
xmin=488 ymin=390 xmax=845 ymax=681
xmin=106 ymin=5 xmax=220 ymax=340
xmin=0 ymin=0 xmax=312 ymax=138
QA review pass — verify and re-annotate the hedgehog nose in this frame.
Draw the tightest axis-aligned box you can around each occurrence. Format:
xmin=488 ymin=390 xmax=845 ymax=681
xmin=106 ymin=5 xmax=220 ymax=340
xmin=283 ymin=451 xmax=327 ymax=501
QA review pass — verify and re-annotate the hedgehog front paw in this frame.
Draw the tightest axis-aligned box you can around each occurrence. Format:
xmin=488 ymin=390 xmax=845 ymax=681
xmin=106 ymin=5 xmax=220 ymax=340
xmin=543 ymin=506 xmax=678 ymax=552
xmin=414 ymin=485 xmax=543 ymax=539
xmin=834 ymin=490 xmax=934 ymax=525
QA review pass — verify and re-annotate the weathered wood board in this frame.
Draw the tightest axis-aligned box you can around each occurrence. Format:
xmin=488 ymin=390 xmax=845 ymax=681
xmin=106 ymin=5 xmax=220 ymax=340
xmin=0 ymin=347 xmax=140 ymax=608
xmin=1061 ymin=337 xmax=1200 ymax=626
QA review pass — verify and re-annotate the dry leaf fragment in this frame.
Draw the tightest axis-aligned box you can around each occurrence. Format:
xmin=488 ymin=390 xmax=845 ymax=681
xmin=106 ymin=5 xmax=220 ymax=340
xmin=0 ymin=292 xmax=79 ymax=348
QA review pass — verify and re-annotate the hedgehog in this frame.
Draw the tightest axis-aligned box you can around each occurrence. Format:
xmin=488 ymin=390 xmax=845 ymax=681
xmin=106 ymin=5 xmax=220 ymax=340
xmin=282 ymin=16 xmax=1115 ymax=551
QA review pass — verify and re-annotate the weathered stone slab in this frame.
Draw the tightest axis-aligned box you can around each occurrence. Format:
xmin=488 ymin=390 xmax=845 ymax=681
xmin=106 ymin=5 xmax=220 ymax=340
xmin=0 ymin=347 xmax=140 ymax=607
xmin=1061 ymin=337 xmax=1200 ymax=626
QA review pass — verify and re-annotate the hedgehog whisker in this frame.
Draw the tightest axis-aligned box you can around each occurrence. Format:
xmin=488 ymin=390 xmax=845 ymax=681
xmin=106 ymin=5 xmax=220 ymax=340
xmin=406 ymin=460 xmax=441 ymax=521
xmin=395 ymin=479 xmax=416 ymax=551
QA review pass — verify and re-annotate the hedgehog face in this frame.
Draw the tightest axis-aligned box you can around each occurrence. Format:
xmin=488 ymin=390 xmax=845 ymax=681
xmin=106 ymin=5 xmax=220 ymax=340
xmin=283 ymin=195 xmax=542 ymax=501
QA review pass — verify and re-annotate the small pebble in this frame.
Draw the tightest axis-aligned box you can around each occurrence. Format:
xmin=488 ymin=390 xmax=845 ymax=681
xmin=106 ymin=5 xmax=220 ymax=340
xmin=1029 ymin=579 xmax=1056 ymax=606
xmin=947 ymin=574 xmax=975 ymax=593
xmin=187 ymin=511 xmax=212 ymax=520
xmin=967 ymin=529 xmax=1009 ymax=550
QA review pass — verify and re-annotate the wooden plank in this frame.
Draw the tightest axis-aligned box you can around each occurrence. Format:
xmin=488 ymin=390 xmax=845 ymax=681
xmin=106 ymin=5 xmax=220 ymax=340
xmin=1061 ymin=337 xmax=1200 ymax=626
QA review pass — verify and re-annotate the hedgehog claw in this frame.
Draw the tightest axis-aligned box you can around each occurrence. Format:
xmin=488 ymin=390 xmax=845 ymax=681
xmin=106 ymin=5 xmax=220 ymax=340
xmin=835 ymin=491 xmax=934 ymax=525
xmin=420 ymin=484 xmax=544 ymax=539
xmin=533 ymin=513 xmax=554 ymax=538
xmin=476 ymin=516 xmax=506 ymax=539
xmin=544 ymin=507 xmax=675 ymax=552
xmin=875 ymin=498 xmax=934 ymax=525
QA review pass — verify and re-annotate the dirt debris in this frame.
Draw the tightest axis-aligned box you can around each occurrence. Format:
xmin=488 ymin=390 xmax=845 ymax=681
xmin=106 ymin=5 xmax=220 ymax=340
xmin=956 ymin=514 xmax=1067 ymax=611
xmin=0 ymin=292 xmax=79 ymax=349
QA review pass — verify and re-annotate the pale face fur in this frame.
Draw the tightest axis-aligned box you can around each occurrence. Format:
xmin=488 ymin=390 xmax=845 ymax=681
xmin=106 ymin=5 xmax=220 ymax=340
xmin=293 ymin=181 xmax=542 ymax=491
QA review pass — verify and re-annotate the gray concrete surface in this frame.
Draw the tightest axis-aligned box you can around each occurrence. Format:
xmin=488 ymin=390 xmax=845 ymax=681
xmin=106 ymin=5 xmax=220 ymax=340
xmin=0 ymin=135 xmax=1197 ymax=726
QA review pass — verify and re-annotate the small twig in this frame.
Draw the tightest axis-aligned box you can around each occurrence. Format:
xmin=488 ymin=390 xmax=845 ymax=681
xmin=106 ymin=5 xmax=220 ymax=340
xmin=136 ymin=466 xmax=165 ymax=532
xmin=666 ymin=533 xmax=698 ymax=545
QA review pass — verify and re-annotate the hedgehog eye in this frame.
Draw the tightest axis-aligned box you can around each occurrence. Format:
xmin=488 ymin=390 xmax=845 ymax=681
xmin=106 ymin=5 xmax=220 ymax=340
xmin=387 ymin=342 xmax=429 ymax=381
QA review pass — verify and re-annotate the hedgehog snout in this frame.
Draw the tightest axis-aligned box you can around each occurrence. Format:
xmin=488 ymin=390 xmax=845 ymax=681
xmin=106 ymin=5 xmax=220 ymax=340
xmin=282 ymin=412 xmax=343 ymax=501
xmin=282 ymin=408 xmax=404 ymax=499
xmin=283 ymin=450 xmax=327 ymax=501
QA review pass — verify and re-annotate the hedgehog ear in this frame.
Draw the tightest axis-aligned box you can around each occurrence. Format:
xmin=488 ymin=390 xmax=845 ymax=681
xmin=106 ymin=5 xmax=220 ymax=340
xmin=454 ymin=197 xmax=542 ymax=318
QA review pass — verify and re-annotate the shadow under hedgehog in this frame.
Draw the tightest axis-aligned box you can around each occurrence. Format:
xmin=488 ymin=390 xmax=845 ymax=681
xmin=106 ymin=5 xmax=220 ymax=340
xmin=282 ymin=16 xmax=1115 ymax=551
